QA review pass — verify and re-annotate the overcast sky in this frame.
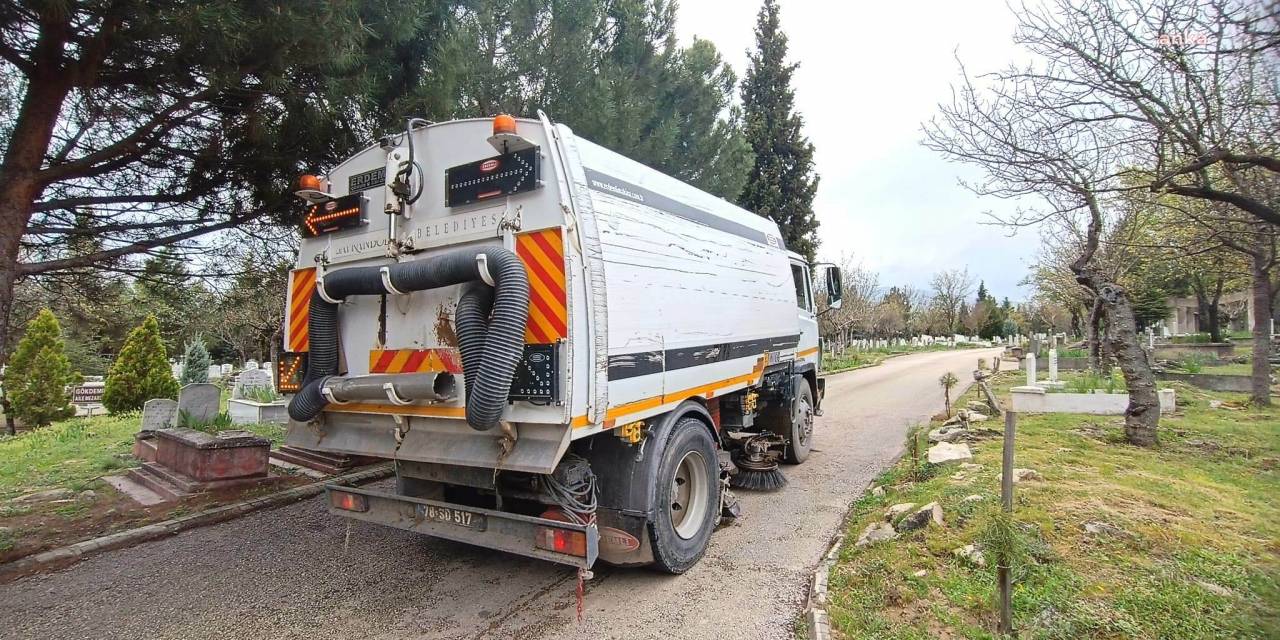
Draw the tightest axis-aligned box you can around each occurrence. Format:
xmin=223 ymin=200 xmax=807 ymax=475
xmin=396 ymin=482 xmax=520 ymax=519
xmin=676 ymin=0 xmax=1039 ymax=301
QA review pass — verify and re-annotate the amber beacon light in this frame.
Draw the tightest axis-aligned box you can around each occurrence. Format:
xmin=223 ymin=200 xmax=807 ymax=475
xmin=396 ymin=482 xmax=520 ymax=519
xmin=492 ymin=113 xmax=517 ymax=136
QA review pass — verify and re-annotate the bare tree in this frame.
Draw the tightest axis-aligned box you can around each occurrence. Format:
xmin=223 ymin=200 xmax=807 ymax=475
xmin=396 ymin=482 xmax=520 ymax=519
xmin=924 ymin=29 xmax=1163 ymax=446
xmin=930 ymin=268 xmax=975 ymax=335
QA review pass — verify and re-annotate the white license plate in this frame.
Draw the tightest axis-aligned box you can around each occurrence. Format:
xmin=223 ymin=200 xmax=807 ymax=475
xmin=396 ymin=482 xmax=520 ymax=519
xmin=416 ymin=504 xmax=486 ymax=530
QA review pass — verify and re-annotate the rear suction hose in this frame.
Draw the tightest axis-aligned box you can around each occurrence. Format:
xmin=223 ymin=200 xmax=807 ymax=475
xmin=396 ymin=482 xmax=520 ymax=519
xmin=288 ymin=247 xmax=530 ymax=431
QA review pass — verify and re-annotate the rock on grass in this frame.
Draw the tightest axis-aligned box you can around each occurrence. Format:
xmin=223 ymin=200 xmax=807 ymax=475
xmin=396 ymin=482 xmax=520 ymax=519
xmin=927 ymin=442 xmax=973 ymax=464
xmin=856 ymin=522 xmax=898 ymax=547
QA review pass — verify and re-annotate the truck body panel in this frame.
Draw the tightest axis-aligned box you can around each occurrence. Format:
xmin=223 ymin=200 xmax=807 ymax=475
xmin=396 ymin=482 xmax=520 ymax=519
xmin=281 ymin=115 xmax=827 ymax=568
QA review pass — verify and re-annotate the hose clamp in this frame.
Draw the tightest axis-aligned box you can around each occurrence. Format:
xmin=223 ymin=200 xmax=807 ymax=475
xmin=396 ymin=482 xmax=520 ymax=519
xmin=476 ymin=253 xmax=495 ymax=287
xmin=320 ymin=384 xmax=350 ymax=406
xmin=315 ymin=273 xmax=342 ymax=304
xmin=379 ymin=266 xmax=408 ymax=296
xmin=382 ymin=382 xmax=414 ymax=406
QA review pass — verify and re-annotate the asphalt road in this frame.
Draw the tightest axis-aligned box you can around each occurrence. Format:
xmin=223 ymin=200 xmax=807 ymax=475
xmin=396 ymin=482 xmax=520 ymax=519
xmin=0 ymin=347 xmax=998 ymax=640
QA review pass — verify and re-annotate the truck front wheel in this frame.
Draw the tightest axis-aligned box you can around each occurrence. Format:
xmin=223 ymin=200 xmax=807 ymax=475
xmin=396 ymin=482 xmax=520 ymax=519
xmin=769 ymin=376 xmax=813 ymax=464
xmin=648 ymin=417 xmax=719 ymax=574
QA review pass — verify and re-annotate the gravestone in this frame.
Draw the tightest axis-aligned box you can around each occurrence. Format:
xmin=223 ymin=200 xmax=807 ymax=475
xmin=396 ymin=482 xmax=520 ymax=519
xmin=141 ymin=398 xmax=178 ymax=432
xmin=221 ymin=364 xmax=233 ymax=375
xmin=207 ymin=365 xmax=222 ymax=380
xmin=244 ymin=360 xmax=259 ymax=371
xmin=1025 ymin=353 xmax=1037 ymax=386
xmin=177 ymin=383 xmax=220 ymax=425
xmin=235 ymin=368 xmax=272 ymax=399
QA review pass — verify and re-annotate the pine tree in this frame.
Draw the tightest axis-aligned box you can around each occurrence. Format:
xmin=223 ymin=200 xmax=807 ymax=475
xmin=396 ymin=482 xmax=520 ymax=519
xmin=6 ymin=309 xmax=80 ymax=428
xmin=740 ymin=0 xmax=821 ymax=263
xmin=180 ymin=337 xmax=211 ymax=385
xmin=103 ymin=316 xmax=179 ymax=414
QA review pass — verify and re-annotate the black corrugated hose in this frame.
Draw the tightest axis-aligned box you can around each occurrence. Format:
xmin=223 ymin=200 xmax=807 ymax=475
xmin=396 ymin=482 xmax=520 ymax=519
xmin=287 ymin=247 xmax=530 ymax=431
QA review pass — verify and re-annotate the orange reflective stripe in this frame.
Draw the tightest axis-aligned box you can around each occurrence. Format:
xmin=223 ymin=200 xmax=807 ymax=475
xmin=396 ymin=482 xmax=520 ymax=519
xmin=286 ymin=268 xmax=317 ymax=352
xmin=368 ymin=349 xmax=463 ymax=374
xmin=516 ymin=228 xmax=567 ymax=344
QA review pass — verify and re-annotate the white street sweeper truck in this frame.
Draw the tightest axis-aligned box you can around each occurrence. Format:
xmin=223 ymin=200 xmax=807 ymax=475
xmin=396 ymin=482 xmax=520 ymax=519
xmin=277 ymin=113 xmax=842 ymax=573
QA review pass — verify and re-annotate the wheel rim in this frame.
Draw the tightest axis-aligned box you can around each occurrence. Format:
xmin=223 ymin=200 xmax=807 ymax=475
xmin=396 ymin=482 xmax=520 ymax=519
xmin=796 ymin=395 xmax=814 ymax=449
xmin=670 ymin=450 xmax=710 ymax=540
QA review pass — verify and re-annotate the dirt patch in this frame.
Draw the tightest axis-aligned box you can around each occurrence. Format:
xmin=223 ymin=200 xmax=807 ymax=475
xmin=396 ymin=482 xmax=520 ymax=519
xmin=434 ymin=302 xmax=458 ymax=347
xmin=0 ymin=474 xmax=311 ymax=564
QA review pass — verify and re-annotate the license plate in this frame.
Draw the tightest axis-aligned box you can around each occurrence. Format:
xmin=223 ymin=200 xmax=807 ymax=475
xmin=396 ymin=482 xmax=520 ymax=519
xmin=416 ymin=504 xmax=486 ymax=530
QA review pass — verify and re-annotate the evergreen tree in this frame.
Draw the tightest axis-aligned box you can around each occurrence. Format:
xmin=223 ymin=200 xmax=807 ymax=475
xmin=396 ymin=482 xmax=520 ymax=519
xmin=6 ymin=309 xmax=79 ymax=429
xmin=180 ymin=337 xmax=211 ymax=385
xmin=740 ymin=0 xmax=821 ymax=263
xmin=976 ymin=280 xmax=990 ymax=304
xmin=436 ymin=0 xmax=749 ymax=200
xmin=103 ymin=316 xmax=179 ymax=414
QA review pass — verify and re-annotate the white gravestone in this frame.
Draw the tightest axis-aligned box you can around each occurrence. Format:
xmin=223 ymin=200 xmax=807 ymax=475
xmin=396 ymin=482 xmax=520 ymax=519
xmin=1025 ymin=353 xmax=1037 ymax=386
xmin=235 ymin=368 xmax=272 ymax=399
xmin=177 ymin=383 xmax=221 ymax=424
xmin=141 ymin=398 xmax=178 ymax=432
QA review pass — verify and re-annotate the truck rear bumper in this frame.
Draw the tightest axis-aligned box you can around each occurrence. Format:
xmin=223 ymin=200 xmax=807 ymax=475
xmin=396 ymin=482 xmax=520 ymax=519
xmin=325 ymin=485 xmax=599 ymax=569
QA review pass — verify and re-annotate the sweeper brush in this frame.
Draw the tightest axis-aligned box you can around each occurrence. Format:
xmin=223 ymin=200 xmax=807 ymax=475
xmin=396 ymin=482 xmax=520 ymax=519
xmin=730 ymin=434 xmax=787 ymax=492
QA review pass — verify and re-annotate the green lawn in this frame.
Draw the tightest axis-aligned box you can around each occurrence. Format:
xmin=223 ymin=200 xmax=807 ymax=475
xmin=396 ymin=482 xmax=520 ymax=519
xmin=827 ymin=371 xmax=1280 ymax=639
xmin=0 ymin=413 xmax=140 ymax=501
xmin=823 ymin=343 xmax=983 ymax=373
xmin=0 ymin=399 xmax=290 ymax=559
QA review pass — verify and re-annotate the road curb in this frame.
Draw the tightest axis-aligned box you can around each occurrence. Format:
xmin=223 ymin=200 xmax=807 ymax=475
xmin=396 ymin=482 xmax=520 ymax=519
xmin=0 ymin=463 xmax=394 ymax=583
xmin=804 ymin=531 xmax=845 ymax=640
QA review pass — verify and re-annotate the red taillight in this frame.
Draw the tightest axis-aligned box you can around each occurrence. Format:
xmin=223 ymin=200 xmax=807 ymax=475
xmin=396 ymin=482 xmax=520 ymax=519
xmin=534 ymin=526 xmax=588 ymax=557
xmin=330 ymin=491 xmax=368 ymax=513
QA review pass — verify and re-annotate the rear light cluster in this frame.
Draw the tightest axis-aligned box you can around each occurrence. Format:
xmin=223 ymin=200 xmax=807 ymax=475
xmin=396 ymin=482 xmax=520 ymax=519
xmin=330 ymin=491 xmax=368 ymax=513
xmin=534 ymin=527 xmax=588 ymax=557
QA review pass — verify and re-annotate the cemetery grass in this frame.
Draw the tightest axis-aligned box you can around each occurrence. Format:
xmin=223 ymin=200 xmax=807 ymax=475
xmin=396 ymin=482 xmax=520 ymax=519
xmin=0 ymin=412 xmax=295 ymax=564
xmin=827 ymin=370 xmax=1280 ymax=640
xmin=823 ymin=343 xmax=981 ymax=373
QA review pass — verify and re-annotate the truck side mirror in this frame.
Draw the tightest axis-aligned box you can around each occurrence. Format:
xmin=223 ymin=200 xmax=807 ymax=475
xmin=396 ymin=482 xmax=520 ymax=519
xmin=825 ymin=266 xmax=843 ymax=310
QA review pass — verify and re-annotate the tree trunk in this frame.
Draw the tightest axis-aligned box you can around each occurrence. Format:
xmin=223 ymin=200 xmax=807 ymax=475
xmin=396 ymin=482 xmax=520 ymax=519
xmin=0 ymin=58 xmax=75 ymax=390
xmin=1096 ymin=283 xmax=1161 ymax=446
xmin=1249 ymin=253 xmax=1273 ymax=407
xmin=1088 ymin=297 xmax=1104 ymax=371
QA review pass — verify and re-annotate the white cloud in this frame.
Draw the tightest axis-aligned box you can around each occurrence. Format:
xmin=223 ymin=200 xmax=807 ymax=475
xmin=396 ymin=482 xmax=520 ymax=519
xmin=677 ymin=0 xmax=1040 ymax=300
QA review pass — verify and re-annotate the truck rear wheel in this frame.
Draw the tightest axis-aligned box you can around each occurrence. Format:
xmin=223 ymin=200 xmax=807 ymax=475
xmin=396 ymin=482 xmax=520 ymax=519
xmin=648 ymin=417 xmax=719 ymax=574
xmin=767 ymin=376 xmax=813 ymax=464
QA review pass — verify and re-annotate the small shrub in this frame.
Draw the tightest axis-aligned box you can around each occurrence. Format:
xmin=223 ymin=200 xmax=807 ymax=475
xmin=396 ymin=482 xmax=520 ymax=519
xmin=176 ymin=409 xmax=233 ymax=434
xmin=5 ymin=309 xmax=81 ymax=428
xmin=1178 ymin=354 xmax=1208 ymax=374
xmin=103 ymin=316 xmax=179 ymax=413
xmin=243 ymin=386 xmax=281 ymax=403
xmin=179 ymin=337 xmax=211 ymax=384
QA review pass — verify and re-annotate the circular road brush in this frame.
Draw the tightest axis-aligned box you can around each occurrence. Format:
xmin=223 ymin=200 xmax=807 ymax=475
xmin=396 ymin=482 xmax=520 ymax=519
xmin=730 ymin=435 xmax=787 ymax=492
